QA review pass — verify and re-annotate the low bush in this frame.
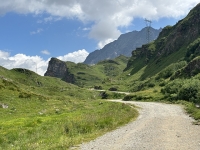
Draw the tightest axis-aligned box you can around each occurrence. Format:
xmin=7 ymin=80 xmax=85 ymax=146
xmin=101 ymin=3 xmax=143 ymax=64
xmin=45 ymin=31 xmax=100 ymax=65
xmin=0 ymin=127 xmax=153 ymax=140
xmin=161 ymin=78 xmax=200 ymax=104
xmin=148 ymin=83 xmax=155 ymax=87
xmin=94 ymin=85 xmax=102 ymax=90
xmin=123 ymin=94 xmax=136 ymax=101
xmin=99 ymin=91 xmax=125 ymax=99
xmin=109 ymin=87 xmax=118 ymax=91
xmin=19 ymin=92 xmax=32 ymax=99
xmin=123 ymin=94 xmax=153 ymax=101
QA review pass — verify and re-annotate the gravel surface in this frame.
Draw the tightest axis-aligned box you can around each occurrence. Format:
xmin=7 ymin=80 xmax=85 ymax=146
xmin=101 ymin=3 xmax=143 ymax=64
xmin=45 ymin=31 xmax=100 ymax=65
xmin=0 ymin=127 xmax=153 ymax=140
xmin=79 ymin=100 xmax=200 ymax=150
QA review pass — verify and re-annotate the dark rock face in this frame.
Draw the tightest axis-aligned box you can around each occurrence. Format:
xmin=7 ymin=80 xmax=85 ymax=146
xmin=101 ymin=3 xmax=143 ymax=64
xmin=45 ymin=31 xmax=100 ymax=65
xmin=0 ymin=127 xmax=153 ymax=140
xmin=44 ymin=58 xmax=67 ymax=78
xmin=84 ymin=27 xmax=162 ymax=64
xmin=184 ymin=57 xmax=200 ymax=76
xmin=44 ymin=58 xmax=75 ymax=83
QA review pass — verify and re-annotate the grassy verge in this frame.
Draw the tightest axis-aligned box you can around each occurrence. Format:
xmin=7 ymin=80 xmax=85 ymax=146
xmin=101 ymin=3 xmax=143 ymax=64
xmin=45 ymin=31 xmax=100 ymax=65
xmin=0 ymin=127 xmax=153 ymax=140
xmin=0 ymin=68 xmax=138 ymax=149
xmin=176 ymin=101 xmax=200 ymax=124
xmin=122 ymin=88 xmax=200 ymax=124
xmin=0 ymin=99 xmax=138 ymax=150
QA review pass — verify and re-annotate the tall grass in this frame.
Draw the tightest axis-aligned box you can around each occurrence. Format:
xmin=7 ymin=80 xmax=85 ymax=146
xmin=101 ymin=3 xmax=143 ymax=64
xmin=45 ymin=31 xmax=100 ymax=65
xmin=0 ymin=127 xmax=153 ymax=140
xmin=0 ymin=69 xmax=138 ymax=149
xmin=0 ymin=100 xmax=137 ymax=149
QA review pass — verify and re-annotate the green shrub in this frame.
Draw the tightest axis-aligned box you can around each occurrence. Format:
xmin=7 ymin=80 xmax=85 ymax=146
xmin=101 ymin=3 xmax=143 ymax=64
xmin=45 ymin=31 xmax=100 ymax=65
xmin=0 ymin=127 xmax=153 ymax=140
xmin=99 ymin=91 xmax=108 ymax=99
xmin=162 ymin=79 xmax=200 ymax=103
xmin=109 ymin=87 xmax=118 ymax=91
xmin=178 ymin=80 xmax=200 ymax=103
xmin=99 ymin=91 xmax=125 ymax=99
xmin=161 ymin=79 xmax=182 ymax=95
xmin=19 ymin=92 xmax=32 ymax=98
xmin=159 ymin=81 xmax=166 ymax=87
xmin=94 ymin=85 xmax=102 ymax=90
xmin=123 ymin=94 xmax=153 ymax=101
xmin=148 ymin=83 xmax=155 ymax=87
xmin=123 ymin=94 xmax=136 ymax=101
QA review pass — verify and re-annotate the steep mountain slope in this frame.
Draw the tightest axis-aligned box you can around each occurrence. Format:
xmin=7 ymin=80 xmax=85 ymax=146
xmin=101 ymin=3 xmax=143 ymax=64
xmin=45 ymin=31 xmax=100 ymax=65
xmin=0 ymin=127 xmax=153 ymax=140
xmin=45 ymin=55 xmax=129 ymax=87
xmin=84 ymin=27 xmax=162 ymax=64
xmin=124 ymin=3 xmax=200 ymax=80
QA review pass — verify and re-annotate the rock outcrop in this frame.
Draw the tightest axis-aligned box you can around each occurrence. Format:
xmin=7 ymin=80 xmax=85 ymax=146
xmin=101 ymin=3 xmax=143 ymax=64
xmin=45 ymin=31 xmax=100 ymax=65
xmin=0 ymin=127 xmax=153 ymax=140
xmin=44 ymin=58 xmax=75 ymax=83
xmin=44 ymin=58 xmax=67 ymax=78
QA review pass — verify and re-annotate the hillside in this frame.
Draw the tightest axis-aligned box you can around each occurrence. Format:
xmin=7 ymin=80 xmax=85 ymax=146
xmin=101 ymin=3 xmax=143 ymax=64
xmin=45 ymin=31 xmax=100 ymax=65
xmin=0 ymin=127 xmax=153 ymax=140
xmin=118 ymin=3 xmax=200 ymax=108
xmin=124 ymin=3 xmax=200 ymax=80
xmin=0 ymin=65 xmax=137 ymax=149
xmin=84 ymin=27 xmax=162 ymax=64
xmin=45 ymin=55 xmax=129 ymax=88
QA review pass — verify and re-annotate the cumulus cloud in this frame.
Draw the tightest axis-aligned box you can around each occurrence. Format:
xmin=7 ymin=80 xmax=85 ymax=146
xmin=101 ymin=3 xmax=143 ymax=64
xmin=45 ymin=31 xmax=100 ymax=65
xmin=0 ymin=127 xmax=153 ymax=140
xmin=57 ymin=49 xmax=89 ymax=63
xmin=98 ymin=39 xmax=116 ymax=49
xmin=0 ymin=50 xmax=9 ymax=58
xmin=0 ymin=50 xmax=48 ymax=76
xmin=0 ymin=49 xmax=89 ymax=76
xmin=0 ymin=0 xmax=199 ymax=47
xmin=41 ymin=50 xmax=50 ymax=55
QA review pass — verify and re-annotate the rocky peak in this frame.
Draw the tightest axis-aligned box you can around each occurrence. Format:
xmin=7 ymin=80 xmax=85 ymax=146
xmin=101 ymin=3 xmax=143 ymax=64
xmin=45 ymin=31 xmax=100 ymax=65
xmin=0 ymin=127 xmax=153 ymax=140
xmin=44 ymin=58 xmax=67 ymax=78
xmin=44 ymin=58 xmax=75 ymax=84
xmin=84 ymin=27 xmax=162 ymax=64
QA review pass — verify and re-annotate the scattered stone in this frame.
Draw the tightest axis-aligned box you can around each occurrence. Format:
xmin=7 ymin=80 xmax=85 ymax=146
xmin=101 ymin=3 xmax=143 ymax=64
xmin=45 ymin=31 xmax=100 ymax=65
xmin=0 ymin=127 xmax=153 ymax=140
xmin=195 ymin=104 xmax=200 ymax=108
xmin=0 ymin=103 xmax=8 ymax=109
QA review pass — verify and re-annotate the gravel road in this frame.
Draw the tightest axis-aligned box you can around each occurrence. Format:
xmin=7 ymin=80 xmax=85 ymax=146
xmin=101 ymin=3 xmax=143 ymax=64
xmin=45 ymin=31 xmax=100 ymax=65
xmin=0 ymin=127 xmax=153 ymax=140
xmin=79 ymin=100 xmax=200 ymax=150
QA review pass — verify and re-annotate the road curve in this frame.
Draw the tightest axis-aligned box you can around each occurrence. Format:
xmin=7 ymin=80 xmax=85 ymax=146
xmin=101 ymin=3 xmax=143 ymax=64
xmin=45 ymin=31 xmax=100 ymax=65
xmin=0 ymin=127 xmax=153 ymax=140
xmin=79 ymin=100 xmax=200 ymax=150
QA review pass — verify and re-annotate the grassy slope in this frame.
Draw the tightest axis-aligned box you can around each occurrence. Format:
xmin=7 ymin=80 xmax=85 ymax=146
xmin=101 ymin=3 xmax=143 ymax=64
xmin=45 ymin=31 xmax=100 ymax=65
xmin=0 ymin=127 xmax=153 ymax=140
xmin=0 ymin=66 xmax=138 ymax=149
xmin=66 ymin=55 xmax=129 ymax=89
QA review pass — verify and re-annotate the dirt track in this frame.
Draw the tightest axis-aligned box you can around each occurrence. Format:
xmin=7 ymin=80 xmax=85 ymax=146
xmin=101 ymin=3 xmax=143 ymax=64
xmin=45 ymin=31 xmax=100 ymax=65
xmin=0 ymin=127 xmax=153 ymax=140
xmin=79 ymin=100 xmax=200 ymax=150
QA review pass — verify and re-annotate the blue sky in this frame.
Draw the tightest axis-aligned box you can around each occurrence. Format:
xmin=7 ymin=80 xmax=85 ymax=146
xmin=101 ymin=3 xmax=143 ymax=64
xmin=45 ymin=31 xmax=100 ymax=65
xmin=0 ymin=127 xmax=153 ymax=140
xmin=0 ymin=0 xmax=199 ymax=75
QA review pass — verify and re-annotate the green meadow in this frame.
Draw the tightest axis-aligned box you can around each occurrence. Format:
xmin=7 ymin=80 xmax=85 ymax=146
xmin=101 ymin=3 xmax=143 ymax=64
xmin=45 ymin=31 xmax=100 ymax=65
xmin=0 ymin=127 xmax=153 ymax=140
xmin=0 ymin=67 xmax=138 ymax=149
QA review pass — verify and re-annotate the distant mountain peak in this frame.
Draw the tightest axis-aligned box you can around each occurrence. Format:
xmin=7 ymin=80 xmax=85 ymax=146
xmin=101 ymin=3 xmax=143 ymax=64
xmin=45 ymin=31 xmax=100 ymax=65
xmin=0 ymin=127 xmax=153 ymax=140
xmin=84 ymin=27 xmax=162 ymax=64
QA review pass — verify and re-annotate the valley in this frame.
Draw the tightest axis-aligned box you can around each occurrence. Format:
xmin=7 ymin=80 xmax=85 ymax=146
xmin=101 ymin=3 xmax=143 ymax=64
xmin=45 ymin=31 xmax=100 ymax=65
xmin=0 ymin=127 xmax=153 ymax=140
xmin=1 ymin=2 xmax=200 ymax=150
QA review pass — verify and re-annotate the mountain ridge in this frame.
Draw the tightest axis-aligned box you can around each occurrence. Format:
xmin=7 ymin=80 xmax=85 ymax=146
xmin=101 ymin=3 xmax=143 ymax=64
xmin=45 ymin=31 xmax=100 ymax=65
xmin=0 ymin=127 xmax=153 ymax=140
xmin=84 ymin=27 xmax=162 ymax=64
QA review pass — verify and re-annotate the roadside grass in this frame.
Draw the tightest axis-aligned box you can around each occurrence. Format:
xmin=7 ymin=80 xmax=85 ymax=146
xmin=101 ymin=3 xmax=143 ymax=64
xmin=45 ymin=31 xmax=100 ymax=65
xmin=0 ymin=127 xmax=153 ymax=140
xmin=122 ymin=86 xmax=200 ymax=124
xmin=0 ymin=67 xmax=138 ymax=149
xmin=175 ymin=101 xmax=200 ymax=124
xmin=0 ymin=97 xmax=138 ymax=149
xmin=123 ymin=87 xmax=164 ymax=102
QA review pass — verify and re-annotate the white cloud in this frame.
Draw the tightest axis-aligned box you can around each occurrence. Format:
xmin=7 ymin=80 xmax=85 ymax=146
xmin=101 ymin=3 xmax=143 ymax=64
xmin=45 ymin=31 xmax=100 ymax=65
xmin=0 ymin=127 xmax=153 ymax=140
xmin=57 ymin=49 xmax=89 ymax=63
xmin=98 ymin=38 xmax=116 ymax=49
xmin=41 ymin=50 xmax=50 ymax=55
xmin=0 ymin=50 xmax=48 ymax=76
xmin=0 ymin=49 xmax=89 ymax=76
xmin=0 ymin=50 xmax=9 ymax=58
xmin=30 ymin=28 xmax=43 ymax=35
xmin=0 ymin=0 xmax=199 ymax=47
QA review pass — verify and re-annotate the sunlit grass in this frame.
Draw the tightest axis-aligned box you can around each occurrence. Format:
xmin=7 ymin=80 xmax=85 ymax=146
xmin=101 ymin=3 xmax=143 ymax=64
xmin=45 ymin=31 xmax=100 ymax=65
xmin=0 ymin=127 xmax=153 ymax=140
xmin=0 ymin=67 xmax=138 ymax=149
